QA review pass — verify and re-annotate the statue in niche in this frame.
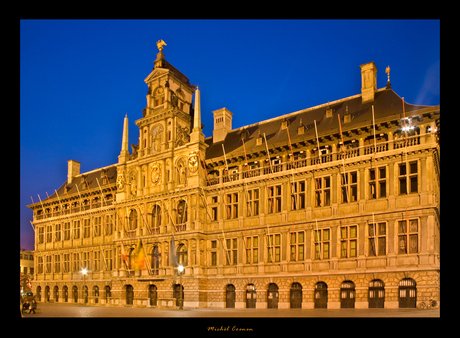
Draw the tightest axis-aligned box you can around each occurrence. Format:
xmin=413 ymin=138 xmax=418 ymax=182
xmin=176 ymin=158 xmax=187 ymax=185
xmin=151 ymin=125 xmax=163 ymax=153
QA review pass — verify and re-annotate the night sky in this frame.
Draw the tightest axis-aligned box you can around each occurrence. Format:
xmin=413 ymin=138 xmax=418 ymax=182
xmin=20 ymin=19 xmax=440 ymax=250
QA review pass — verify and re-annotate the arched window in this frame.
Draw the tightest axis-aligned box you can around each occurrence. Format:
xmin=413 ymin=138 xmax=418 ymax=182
xmin=151 ymin=205 xmax=161 ymax=233
xmin=128 ymin=209 xmax=138 ymax=230
xmin=177 ymin=244 xmax=187 ymax=266
xmin=153 ymin=86 xmax=165 ymax=107
xmin=151 ymin=244 xmax=161 ymax=275
xmin=176 ymin=200 xmax=187 ymax=229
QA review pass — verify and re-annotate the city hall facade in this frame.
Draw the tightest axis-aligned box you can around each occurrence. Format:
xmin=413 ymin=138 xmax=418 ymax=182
xmin=28 ymin=45 xmax=440 ymax=309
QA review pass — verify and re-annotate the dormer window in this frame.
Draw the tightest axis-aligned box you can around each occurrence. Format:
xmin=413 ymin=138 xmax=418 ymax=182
xmin=326 ymin=106 xmax=333 ymax=118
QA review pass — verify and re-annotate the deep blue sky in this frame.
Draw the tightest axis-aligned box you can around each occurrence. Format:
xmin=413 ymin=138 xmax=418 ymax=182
xmin=20 ymin=19 xmax=440 ymax=250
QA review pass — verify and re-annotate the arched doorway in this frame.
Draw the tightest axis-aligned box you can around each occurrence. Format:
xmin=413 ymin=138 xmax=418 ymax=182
xmin=36 ymin=286 xmax=41 ymax=302
xmin=314 ymin=282 xmax=328 ymax=308
xmin=53 ymin=285 xmax=59 ymax=302
xmin=369 ymin=279 xmax=385 ymax=308
xmin=149 ymin=285 xmax=157 ymax=306
xmin=173 ymin=284 xmax=184 ymax=307
xmin=73 ymin=286 xmax=78 ymax=303
xmin=44 ymin=286 xmax=50 ymax=302
xmin=126 ymin=285 xmax=134 ymax=305
xmin=226 ymin=284 xmax=236 ymax=308
xmin=105 ymin=285 xmax=111 ymax=304
xmin=340 ymin=281 xmax=355 ymax=308
xmin=290 ymin=283 xmax=302 ymax=308
xmin=267 ymin=283 xmax=279 ymax=309
xmin=246 ymin=284 xmax=256 ymax=308
xmin=63 ymin=286 xmax=68 ymax=302
xmin=399 ymin=278 xmax=416 ymax=308
xmin=83 ymin=286 xmax=88 ymax=304
xmin=93 ymin=286 xmax=99 ymax=304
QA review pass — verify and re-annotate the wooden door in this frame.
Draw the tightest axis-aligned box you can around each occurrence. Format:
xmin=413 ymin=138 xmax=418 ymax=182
xmin=314 ymin=282 xmax=328 ymax=309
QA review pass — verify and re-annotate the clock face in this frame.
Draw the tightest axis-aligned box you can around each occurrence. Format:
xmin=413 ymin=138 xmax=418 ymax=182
xmin=151 ymin=163 xmax=161 ymax=184
xmin=116 ymin=174 xmax=124 ymax=190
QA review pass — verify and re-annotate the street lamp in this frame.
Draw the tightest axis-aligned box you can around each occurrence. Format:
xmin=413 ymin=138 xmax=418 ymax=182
xmin=177 ymin=264 xmax=184 ymax=310
xmin=81 ymin=268 xmax=87 ymax=305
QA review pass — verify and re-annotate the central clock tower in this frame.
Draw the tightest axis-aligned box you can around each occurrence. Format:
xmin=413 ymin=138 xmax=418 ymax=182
xmin=116 ymin=43 xmax=207 ymax=202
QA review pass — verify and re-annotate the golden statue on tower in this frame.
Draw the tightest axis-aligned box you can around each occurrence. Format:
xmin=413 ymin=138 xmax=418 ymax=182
xmin=156 ymin=39 xmax=167 ymax=52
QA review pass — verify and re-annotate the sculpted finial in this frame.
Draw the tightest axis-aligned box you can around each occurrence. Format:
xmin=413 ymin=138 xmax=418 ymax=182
xmin=156 ymin=39 xmax=167 ymax=52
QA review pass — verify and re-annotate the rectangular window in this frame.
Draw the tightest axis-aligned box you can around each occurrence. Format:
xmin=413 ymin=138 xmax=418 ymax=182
xmin=341 ymin=171 xmax=358 ymax=203
xmin=314 ymin=228 xmax=330 ymax=259
xmin=398 ymin=219 xmax=419 ymax=254
xmin=368 ymin=222 xmax=387 ymax=256
xmin=38 ymin=227 xmax=44 ymax=244
xmin=246 ymin=189 xmax=260 ymax=216
xmin=93 ymin=251 xmax=101 ymax=271
xmin=369 ymin=166 xmax=387 ymax=199
xmin=55 ymin=223 xmax=61 ymax=242
xmin=210 ymin=195 xmax=218 ymax=221
xmin=268 ymin=185 xmax=282 ymax=213
xmin=45 ymin=255 xmax=52 ymax=273
xmin=210 ymin=240 xmax=217 ymax=266
xmin=105 ymin=249 xmax=113 ymax=271
xmin=63 ymin=253 xmax=70 ymax=272
xmin=46 ymin=225 xmax=53 ymax=243
xmin=37 ymin=256 xmax=43 ymax=273
xmin=291 ymin=181 xmax=306 ymax=210
xmin=225 ymin=238 xmax=238 ymax=265
xmin=340 ymin=225 xmax=357 ymax=258
xmin=315 ymin=176 xmax=331 ymax=206
xmin=399 ymin=161 xmax=418 ymax=195
xmin=267 ymin=234 xmax=281 ymax=263
xmin=226 ymin=193 xmax=239 ymax=219
xmin=92 ymin=216 xmax=101 ymax=237
xmin=245 ymin=236 xmax=259 ymax=264
xmin=73 ymin=220 xmax=80 ymax=239
xmin=54 ymin=254 xmax=60 ymax=273
xmin=72 ymin=253 xmax=79 ymax=272
xmin=290 ymin=231 xmax=305 ymax=261
xmin=104 ymin=215 xmax=113 ymax=235
xmin=64 ymin=222 xmax=71 ymax=240
xmin=83 ymin=218 xmax=91 ymax=238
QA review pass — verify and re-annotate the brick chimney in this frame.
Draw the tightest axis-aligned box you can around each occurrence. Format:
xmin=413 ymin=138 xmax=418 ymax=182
xmin=212 ymin=107 xmax=233 ymax=143
xmin=360 ymin=61 xmax=378 ymax=103
xmin=67 ymin=160 xmax=81 ymax=184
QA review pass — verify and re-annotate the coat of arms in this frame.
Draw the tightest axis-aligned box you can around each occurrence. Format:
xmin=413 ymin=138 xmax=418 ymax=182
xmin=188 ymin=152 xmax=199 ymax=174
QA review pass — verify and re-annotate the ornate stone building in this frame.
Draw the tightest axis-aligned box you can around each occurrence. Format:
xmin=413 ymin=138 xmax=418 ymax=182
xmin=28 ymin=45 xmax=440 ymax=309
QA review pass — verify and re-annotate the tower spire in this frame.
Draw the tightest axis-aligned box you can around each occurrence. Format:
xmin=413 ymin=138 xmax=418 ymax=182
xmin=193 ymin=85 xmax=201 ymax=132
xmin=119 ymin=114 xmax=129 ymax=163
xmin=191 ymin=86 xmax=204 ymax=142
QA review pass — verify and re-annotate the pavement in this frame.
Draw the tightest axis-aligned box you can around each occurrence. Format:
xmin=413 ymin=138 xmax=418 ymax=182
xmin=21 ymin=302 xmax=440 ymax=318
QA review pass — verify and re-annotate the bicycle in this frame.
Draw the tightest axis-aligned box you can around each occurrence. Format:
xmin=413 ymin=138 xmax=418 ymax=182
xmin=417 ymin=299 xmax=439 ymax=309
